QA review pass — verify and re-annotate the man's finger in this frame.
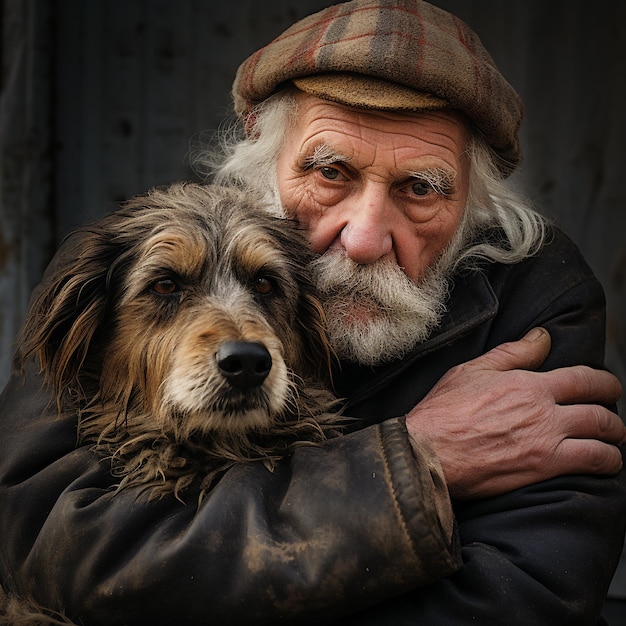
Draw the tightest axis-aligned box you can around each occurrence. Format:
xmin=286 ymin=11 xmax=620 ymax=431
xmin=554 ymin=438 xmax=624 ymax=477
xmin=556 ymin=403 xmax=626 ymax=445
xmin=472 ymin=327 xmax=552 ymax=373
xmin=544 ymin=367 xmax=623 ymax=406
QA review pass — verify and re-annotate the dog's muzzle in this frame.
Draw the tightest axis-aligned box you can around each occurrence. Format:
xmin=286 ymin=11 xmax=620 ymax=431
xmin=216 ymin=341 xmax=273 ymax=390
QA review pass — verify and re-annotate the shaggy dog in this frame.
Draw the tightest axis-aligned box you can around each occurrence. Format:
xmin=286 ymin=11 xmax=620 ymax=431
xmin=17 ymin=182 xmax=341 ymax=501
xmin=1 ymin=183 xmax=344 ymax=624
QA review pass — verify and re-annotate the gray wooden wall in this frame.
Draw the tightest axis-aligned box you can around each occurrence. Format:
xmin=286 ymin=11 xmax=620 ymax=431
xmin=1 ymin=1 xmax=625 ymax=400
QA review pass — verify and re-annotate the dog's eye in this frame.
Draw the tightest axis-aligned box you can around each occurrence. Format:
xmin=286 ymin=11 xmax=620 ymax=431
xmin=254 ymin=276 xmax=274 ymax=296
xmin=151 ymin=279 xmax=181 ymax=296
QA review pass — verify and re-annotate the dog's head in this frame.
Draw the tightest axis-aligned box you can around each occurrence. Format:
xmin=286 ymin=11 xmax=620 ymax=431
xmin=20 ymin=183 xmax=335 ymax=440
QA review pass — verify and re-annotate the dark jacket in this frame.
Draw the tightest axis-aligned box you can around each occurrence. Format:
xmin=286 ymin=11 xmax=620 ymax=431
xmin=0 ymin=227 xmax=624 ymax=625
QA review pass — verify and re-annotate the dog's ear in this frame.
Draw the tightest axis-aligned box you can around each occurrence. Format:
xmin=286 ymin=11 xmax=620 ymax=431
xmin=19 ymin=224 xmax=122 ymax=402
xmin=263 ymin=216 xmax=338 ymax=386
xmin=295 ymin=288 xmax=337 ymax=385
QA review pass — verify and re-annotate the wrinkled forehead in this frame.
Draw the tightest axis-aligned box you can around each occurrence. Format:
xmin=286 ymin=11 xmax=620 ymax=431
xmin=283 ymin=93 xmax=472 ymax=173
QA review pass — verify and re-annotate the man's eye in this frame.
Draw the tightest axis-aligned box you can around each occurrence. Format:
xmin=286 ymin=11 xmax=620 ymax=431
xmin=411 ymin=181 xmax=433 ymax=197
xmin=151 ymin=279 xmax=181 ymax=296
xmin=254 ymin=276 xmax=274 ymax=295
xmin=319 ymin=166 xmax=340 ymax=180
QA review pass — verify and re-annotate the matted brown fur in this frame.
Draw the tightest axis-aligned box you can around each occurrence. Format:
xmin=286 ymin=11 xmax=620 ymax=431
xmin=18 ymin=182 xmax=342 ymax=502
xmin=0 ymin=585 xmax=76 ymax=626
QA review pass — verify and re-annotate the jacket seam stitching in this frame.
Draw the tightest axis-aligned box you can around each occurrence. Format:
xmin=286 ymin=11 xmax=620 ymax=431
xmin=376 ymin=422 xmax=418 ymax=558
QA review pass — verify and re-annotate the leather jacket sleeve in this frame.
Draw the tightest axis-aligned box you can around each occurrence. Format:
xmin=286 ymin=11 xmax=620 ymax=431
xmin=0 ymin=364 xmax=459 ymax=624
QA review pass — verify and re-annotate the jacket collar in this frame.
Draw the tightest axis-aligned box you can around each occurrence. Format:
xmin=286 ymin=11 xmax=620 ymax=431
xmin=332 ymin=269 xmax=499 ymax=405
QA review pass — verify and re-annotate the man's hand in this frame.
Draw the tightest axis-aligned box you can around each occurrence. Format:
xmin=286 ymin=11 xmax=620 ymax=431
xmin=406 ymin=327 xmax=625 ymax=499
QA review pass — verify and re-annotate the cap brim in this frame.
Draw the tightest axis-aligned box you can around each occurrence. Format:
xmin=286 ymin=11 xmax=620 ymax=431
xmin=292 ymin=73 xmax=449 ymax=111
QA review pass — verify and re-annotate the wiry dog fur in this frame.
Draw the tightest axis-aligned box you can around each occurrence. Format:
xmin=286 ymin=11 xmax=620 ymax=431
xmin=17 ymin=182 xmax=341 ymax=502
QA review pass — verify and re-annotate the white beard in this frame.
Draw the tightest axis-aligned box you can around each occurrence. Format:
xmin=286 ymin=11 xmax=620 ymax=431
xmin=309 ymin=227 xmax=468 ymax=366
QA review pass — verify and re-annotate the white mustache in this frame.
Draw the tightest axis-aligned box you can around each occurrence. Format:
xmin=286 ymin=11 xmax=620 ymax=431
xmin=308 ymin=251 xmax=450 ymax=365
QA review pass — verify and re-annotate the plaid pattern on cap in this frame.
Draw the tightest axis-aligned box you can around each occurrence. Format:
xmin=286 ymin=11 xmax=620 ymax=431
xmin=233 ymin=0 xmax=523 ymax=176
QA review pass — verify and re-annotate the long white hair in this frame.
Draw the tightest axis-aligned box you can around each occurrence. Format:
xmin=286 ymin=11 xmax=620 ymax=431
xmin=192 ymin=90 xmax=547 ymax=271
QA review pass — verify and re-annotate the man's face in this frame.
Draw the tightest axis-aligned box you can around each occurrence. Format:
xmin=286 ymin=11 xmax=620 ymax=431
xmin=276 ymin=92 xmax=470 ymax=283
xmin=275 ymin=93 xmax=472 ymax=364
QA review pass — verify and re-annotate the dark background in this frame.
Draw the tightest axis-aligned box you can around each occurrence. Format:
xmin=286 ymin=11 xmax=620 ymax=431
xmin=1 ymin=0 xmax=625 ymax=609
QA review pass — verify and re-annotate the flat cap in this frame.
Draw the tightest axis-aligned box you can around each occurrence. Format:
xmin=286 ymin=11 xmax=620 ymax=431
xmin=233 ymin=0 xmax=524 ymax=176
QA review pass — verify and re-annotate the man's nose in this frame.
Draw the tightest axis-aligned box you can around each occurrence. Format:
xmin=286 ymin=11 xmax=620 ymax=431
xmin=339 ymin=192 xmax=393 ymax=264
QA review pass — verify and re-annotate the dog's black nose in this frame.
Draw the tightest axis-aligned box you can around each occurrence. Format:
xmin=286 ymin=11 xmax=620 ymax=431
xmin=216 ymin=341 xmax=272 ymax=389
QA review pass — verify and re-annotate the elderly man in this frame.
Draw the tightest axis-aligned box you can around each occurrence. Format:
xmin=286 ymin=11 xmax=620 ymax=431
xmin=0 ymin=1 xmax=624 ymax=624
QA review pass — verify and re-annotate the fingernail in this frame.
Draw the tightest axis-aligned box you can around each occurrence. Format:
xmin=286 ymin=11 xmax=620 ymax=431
xmin=525 ymin=327 xmax=545 ymax=342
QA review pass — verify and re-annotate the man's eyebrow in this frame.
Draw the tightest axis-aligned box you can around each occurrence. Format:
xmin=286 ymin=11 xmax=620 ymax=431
xmin=405 ymin=167 xmax=457 ymax=194
xmin=302 ymin=143 xmax=350 ymax=168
